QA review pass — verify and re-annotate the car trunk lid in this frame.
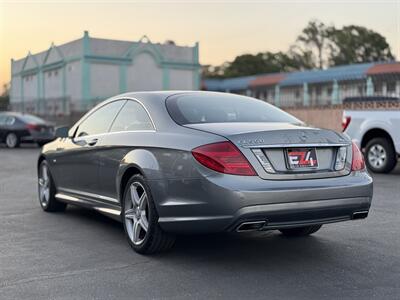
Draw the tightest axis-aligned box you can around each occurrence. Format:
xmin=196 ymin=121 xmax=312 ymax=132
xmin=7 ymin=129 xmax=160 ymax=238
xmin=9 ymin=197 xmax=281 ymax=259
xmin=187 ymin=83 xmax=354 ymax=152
xmin=185 ymin=122 xmax=352 ymax=180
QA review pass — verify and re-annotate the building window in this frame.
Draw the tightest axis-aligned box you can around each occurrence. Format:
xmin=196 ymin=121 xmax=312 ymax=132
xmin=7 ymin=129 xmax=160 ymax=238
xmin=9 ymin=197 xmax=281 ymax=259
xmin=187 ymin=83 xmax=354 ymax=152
xmin=47 ymin=71 xmax=52 ymax=78
xmin=357 ymin=85 xmax=365 ymax=96
xmin=375 ymin=83 xmax=382 ymax=94
xmin=54 ymin=70 xmax=58 ymax=76
xmin=387 ymin=81 xmax=396 ymax=94
xmin=327 ymin=87 xmax=332 ymax=96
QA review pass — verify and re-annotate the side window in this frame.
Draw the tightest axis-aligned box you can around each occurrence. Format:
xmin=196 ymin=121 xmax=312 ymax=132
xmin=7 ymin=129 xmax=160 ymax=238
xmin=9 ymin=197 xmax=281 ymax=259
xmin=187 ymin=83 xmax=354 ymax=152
xmin=0 ymin=115 xmax=7 ymax=125
xmin=110 ymin=100 xmax=154 ymax=132
xmin=75 ymin=100 xmax=125 ymax=137
xmin=5 ymin=117 xmax=15 ymax=125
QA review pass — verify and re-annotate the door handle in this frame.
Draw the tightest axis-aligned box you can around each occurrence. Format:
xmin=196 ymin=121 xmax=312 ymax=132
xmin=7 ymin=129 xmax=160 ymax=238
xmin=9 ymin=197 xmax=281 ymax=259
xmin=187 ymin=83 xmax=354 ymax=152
xmin=87 ymin=138 xmax=98 ymax=146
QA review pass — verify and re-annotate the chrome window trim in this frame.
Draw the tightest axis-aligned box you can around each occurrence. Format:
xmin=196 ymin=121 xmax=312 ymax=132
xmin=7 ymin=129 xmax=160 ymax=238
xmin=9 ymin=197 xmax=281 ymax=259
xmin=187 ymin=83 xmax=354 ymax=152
xmin=73 ymin=99 xmax=127 ymax=138
xmin=71 ymin=96 xmax=157 ymax=138
xmin=123 ymin=97 xmax=157 ymax=131
xmin=108 ymin=98 xmax=156 ymax=133
xmin=72 ymin=129 xmax=156 ymax=142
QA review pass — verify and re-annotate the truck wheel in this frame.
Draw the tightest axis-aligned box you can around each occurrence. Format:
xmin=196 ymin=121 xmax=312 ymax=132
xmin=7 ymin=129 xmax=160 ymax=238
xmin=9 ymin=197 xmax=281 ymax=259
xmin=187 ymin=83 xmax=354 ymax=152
xmin=365 ymin=137 xmax=397 ymax=173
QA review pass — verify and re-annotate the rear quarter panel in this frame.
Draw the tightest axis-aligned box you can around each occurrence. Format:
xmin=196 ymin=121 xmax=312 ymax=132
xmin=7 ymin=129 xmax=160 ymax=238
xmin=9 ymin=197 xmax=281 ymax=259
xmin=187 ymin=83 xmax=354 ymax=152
xmin=97 ymin=129 xmax=226 ymax=202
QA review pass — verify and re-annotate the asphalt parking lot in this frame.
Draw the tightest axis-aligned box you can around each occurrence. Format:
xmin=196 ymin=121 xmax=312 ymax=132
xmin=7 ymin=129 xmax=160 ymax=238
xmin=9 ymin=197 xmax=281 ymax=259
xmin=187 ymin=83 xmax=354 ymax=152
xmin=1 ymin=146 xmax=399 ymax=299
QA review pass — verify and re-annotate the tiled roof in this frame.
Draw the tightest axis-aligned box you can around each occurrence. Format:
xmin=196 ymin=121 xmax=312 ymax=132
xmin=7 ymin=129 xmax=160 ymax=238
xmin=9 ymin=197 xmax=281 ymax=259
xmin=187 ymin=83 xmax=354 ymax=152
xmin=366 ymin=62 xmax=400 ymax=75
xmin=202 ymin=61 xmax=400 ymax=91
xmin=249 ymin=73 xmax=286 ymax=87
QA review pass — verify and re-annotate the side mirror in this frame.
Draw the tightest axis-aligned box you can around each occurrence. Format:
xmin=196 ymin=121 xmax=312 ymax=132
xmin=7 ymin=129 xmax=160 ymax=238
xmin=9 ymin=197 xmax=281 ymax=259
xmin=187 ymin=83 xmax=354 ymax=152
xmin=55 ymin=126 xmax=70 ymax=138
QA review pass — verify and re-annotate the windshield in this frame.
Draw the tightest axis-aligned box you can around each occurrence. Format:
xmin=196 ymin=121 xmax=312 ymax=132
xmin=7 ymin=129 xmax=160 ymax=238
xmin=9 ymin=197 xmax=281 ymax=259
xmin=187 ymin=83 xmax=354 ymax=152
xmin=166 ymin=93 xmax=301 ymax=125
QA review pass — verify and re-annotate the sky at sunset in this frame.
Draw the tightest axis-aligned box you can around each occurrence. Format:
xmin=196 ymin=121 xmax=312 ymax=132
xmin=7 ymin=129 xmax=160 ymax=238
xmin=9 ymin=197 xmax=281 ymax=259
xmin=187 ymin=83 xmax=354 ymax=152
xmin=1 ymin=0 xmax=399 ymax=90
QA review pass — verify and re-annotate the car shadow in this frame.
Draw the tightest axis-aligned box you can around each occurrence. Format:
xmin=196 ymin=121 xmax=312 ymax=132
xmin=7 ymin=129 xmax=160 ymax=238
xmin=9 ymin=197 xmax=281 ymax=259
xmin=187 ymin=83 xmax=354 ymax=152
xmin=63 ymin=205 xmax=338 ymax=268
xmin=163 ymin=231 xmax=335 ymax=266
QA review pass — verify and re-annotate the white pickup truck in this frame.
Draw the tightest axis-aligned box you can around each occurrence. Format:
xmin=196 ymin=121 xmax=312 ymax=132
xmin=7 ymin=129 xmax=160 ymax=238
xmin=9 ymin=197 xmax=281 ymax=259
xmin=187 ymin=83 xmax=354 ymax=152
xmin=343 ymin=96 xmax=400 ymax=173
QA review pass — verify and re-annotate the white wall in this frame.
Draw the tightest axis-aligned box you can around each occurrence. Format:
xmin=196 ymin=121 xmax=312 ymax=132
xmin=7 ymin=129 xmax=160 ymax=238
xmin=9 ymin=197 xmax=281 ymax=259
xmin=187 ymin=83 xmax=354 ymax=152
xmin=90 ymin=63 xmax=119 ymax=98
xmin=23 ymin=74 xmax=38 ymax=102
xmin=10 ymin=77 xmax=21 ymax=103
xmin=169 ymin=69 xmax=194 ymax=90
xmin=65 ymin=60 xmax=81 ymax=104
xmin=44 ymin=68 xmax=63 ymax=99
xmin=127 ymin=53 xmax=163 ymax=91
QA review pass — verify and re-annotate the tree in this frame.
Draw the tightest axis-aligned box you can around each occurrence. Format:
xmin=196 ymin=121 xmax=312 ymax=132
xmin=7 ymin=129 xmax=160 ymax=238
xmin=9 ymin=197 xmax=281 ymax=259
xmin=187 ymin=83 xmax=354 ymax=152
xmin=295 ymin=20 xmax=329 ymax=69
xmin=205 ymin=51 xmax=316 ymax=78
xmin=0 ymin=83 xmax=10 ymax=111
xmin=202 ymin=20 xmax=396 ymax=79
xmin=223 ymin=53 xmax=270 ymax=77
xmin=201 ymin=63 xmax=230 ymax=78
xmin=1 ymin=83 xmax=9 ymax=97
xmin=326 ymin=25 xmax=394 ymax=65
xmin=286 ymin=47 xmax=316 ymax=70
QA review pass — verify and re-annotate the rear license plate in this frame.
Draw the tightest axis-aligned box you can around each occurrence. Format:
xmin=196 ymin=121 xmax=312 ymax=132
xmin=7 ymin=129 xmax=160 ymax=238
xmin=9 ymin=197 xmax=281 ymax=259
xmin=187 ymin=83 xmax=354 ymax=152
xmin=286 ymin=148 xmax=318 ymax=169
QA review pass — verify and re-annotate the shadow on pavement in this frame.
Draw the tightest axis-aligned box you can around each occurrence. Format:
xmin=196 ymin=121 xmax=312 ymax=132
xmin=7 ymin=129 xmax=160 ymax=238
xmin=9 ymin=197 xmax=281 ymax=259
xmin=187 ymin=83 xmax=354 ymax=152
xmin=64 ymin=205 xmax=336 ymax=267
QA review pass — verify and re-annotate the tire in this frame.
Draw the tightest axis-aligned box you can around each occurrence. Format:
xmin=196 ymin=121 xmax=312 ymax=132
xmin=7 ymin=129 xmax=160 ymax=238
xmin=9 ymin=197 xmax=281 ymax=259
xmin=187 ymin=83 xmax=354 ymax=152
xmin=365 ymin=137 xmax=397 ymax=173
xmin=38 ymin=160 xmax=67 ymax=212
xmin=122 ymin=174 xmax=175 ymax=254
xmin=5 ymin=132 xmax=20 ymax=148
xmin=279 ymin=225 xmax=322 ymax=237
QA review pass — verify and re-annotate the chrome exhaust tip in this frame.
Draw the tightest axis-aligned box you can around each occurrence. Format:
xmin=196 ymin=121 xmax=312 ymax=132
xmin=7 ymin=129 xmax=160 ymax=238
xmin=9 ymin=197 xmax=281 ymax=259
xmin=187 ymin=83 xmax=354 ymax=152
xmin=352 ymin=211 xmax=369 ymax=220
xmin=236 ymin=221 xmax=266 ymax=232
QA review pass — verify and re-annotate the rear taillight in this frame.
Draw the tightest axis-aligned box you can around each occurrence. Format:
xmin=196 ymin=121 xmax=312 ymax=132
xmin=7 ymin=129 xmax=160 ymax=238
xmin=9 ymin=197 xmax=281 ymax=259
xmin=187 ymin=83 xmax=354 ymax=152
xmin=351 ymin=142 xmax=365 ymax=171
xmin=27 ymin=123 xmax=40 ymax=131
xmin=342 ymin=115 xmax=351 ymax=132
xmin=192 ymin=141 xmax=256 ymax=176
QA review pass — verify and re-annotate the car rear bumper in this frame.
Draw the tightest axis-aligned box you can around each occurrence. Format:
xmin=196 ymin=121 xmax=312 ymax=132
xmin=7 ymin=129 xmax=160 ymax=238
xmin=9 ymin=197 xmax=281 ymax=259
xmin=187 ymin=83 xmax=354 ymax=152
xmin=152 ymin=171 xmax=373 ymax=234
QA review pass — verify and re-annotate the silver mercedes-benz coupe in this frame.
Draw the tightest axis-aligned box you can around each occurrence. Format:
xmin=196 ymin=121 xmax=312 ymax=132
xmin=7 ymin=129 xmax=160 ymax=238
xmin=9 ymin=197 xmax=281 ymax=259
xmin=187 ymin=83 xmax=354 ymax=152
xmin=37 ymin=91 xmax=373 ymax=254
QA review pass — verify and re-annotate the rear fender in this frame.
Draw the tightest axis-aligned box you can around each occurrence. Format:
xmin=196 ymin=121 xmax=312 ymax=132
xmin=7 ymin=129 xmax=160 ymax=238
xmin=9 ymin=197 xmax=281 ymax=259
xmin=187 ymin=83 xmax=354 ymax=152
xmin=116 ymin=149 xmax=161 ymax=201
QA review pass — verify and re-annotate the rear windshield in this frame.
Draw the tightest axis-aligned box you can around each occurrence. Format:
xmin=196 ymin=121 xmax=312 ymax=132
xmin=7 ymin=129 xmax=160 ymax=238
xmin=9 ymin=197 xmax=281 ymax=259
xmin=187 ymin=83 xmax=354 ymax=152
xmin=19 ymin=114 xmax=46 ymax=124
xmin=166 ymin=93 xmax=301 ymax=125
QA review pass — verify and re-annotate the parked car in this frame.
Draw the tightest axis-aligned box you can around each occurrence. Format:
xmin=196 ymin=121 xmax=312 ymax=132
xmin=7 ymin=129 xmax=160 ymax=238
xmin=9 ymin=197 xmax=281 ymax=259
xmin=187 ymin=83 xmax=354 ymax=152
xmin=37 ymin=91 xmax=373 ymax=254
xmin=0 ymin=112 xmax=55 ymax=148
xmin=343 ymin=96 xmax=400 ymax=173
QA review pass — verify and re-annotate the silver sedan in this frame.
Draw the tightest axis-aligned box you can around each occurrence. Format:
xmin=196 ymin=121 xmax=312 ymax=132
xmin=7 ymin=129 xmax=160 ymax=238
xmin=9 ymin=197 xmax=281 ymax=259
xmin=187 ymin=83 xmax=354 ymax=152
xmin=37 ymin=91 xmax=373 ymax=254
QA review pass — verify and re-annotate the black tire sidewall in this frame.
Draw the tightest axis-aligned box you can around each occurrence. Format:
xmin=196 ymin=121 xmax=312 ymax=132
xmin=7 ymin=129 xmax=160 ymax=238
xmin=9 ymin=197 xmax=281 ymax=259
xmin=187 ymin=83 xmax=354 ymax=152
xmin=365 ymin=138 xmax=396 ymax=173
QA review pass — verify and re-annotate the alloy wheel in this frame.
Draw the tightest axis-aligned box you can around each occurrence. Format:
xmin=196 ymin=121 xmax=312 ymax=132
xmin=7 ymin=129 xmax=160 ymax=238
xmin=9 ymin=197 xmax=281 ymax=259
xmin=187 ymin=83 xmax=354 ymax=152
xmin=6 ymin=133 xmax=18 ymax=148
xmin=38 ymin=163 xmax=50 ymax=207
xmin=367 ymin=144 xmax=387 ymax=169
xmin=124 ymin=182 xmax=149 ymax=245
